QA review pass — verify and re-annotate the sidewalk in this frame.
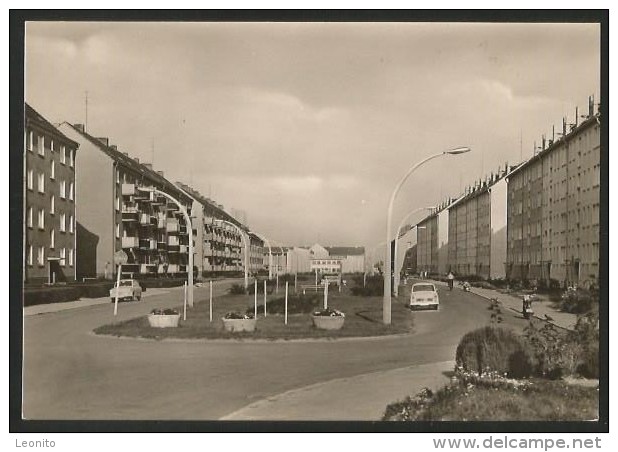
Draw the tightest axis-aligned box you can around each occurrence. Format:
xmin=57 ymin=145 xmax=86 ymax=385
xmin=221 ymin=361 xmax=455 ymax=421
xmin=23 ymin=287 xmax=174 ymax=317
xmin=427 ymin=279 xmax=577 ymax=330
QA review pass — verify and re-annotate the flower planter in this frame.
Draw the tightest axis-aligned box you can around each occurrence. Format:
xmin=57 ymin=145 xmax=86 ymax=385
xmin=222 ymin=317 xmax=257 ymax=333
xmin=312 ymin=315 xmax=345 ymax=330
xmin=148 ymin=313 xmax=181 ymax=328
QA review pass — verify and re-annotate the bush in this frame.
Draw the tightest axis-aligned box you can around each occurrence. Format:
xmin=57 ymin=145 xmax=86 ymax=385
xmin=455 ymin=326 xmax=535 ymax=378
xmin=577 ymin=344 xmax=599 ymax=379
xmin=245 ymin=293 xmax=321 ymax=315
xmin=560 ymin=288 xmax=597 ymax=314
xmin=350 ymin=275 xmax=383 ymax=296
xmin=228 ymin=284 xmax=247 ymax=295
xmin=524 ymin=321 xmax=581 ymax=379
xmin=24 ymin=286 xmax=82 ymax=306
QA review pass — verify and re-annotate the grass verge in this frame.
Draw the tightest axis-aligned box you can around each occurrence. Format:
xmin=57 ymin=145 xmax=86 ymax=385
xmin=93 ymin=291 xmax=414 ymax=340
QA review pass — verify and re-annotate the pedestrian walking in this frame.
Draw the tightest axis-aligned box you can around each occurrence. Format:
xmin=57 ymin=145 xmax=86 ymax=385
xmin=447 ymin=271 xmax=454 ymax=291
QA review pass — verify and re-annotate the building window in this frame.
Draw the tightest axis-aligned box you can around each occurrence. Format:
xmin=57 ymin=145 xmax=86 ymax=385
xmin=27 ymin=245 xmax=33 ymax=266
xmin=50 ymin=195 xmax=55 ymax=215
xmin=27 ymin=169 xmax=33 ymax=190
xmin=38 ymin=135 xmax=45 ymax=156
xmin=69 ymin=215 xmax=74 ymax=233
xmin=38 ymin=172 xmax=45 ymax=193
xmin=116 ymin=169 xmax=120 ymax=184
xmin=60 ymin=145 xmax=66 ymax=164
xmin=51 ymin=139 xmax=54 ymax=152
xmin=60 ymin=248 xmax=66 ymax=267
xmin=27 ymin=207 xmax=33 ymax=228
xmin=69 ymin=149 xmax=74 ymax=168
xmin=69 ymin=249 xmax=73 ymax=267
xmin=115 ymin=196 xmax=120 ymax=211
xmin=60 ymin=213 xmax=66 ymax=232
xmin=60 ymin=180 xmax=66 ymax=199
xmin=69 ymin=182 xmax=74 ymax=201
xmin=115 ymin=223 xmax=120 ymax=238
xmin=37 ymin=246 xmax=45 ymax=267
xmin=38 ymin=208 xmax=45 ymax=229
xmin=27 ymin=130 xmax=33 ymax=151
xmin=50 ymin=229 xmax=55 ymax=249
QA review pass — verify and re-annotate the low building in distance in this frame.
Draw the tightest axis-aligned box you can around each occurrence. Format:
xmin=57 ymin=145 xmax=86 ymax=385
xmin=308 ymin=243 xmax=366 ymax=274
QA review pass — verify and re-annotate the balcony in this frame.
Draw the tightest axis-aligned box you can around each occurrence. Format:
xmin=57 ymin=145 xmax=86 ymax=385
xmin=140 ymin=263 xmax=156 ymax=274
xmin=139 ymin=239 xmax=157 ymax=250
xmin=121 ymin=205 xmax=139 ymax=221
xmin=139 ymin=213 xmax=156 ymax=226
xmin=134 ymin=186 xmax=153 ymax=200
xmin=157 ymin=241 xmax=167 ymax=251
xmin=179 ymin=245 xmax=188 ymax=254
xmin=121 ymin=236 xmax=139 ymax=248
xmin=166 ymin=219 xmax=179 ymax=233
xmin=121 ymin=184 xmax=136 ymax=196
xmin=167 ymin=264 xmax=179 ymax=273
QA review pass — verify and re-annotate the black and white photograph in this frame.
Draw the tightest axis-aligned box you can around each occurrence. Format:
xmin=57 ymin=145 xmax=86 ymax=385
xmin=10 ymin=9 xmax=608 ymax=439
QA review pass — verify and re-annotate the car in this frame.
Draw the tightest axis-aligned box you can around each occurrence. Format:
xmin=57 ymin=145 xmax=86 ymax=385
xmin=409 ymin=283 xmax=439 ymax=310
xmin=110 ymin=279 xmax=143 ymax=302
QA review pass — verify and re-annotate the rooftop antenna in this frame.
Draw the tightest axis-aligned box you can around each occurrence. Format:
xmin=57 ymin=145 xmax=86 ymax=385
xmin=84 ymin=90 xmax=88 ymax=133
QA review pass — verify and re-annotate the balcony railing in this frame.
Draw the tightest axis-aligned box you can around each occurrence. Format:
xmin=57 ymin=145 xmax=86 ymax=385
xmin=166 ymin=219 xmax=179 ymax=233
xmin=121 ymin=184 xmax=136 ymax=196
xmin=140 ymin=239 xmax=157 ymax=250
xmin=179 ymin=245 xmax=188 ymax=253
xmin=168 ymin=236 xmax=180 ymax=246
xmin=167 ymin=264 xmax=179 ymax=273
xmin=121 ymin=237 xmax=139 ymax=248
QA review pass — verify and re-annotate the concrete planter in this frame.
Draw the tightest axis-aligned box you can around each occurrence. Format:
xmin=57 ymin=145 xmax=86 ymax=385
xmin=222 ymin=318 xmax=257 ymax=333
xmin=312 ymin=315 xmax=345 ymax=330
xmin=148 ymin=313 xmax=181 ymax=328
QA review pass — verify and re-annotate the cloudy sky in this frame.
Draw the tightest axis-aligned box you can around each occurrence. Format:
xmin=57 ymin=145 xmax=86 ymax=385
xmin=25 ymin=21 xmax=600 ymax=247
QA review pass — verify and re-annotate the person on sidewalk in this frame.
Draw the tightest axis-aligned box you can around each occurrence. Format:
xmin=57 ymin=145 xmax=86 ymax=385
xmin=447 ymin=271 xmax=454 ymax=291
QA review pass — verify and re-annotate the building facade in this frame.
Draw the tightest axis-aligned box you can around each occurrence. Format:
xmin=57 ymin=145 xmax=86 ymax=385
xmin=176 ymin=183 xmax=247 ymax=276
xmin=24 ymin=104 xmax=79 ymax=284
xmin=447 ymin=173 xmax=508 ymax=279
xmin=57 ymin=122 xmax=192 ymax=280
xmin=416 ymin=213 xmax=440 ymax=275
xmin=506 ymin=112 xmax=600 ymax=287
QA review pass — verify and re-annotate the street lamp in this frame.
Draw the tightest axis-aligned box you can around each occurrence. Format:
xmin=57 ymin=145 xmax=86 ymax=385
xmin=215 ymin=219 xmax=249 ymax=290
xmin=383 ymin=146 xmax=470 ymax=325
xmin=393 ymin=206 xmax=434 ymax=297
xmin=153 ymin=188 xmax=194 ymax=308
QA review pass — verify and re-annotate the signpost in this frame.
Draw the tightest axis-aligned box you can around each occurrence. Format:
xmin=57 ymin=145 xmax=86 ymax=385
xmin=264 ymin=280 xmax=267 ymax=317
xmin=324 ymin=280 xmax=329 ymax=309
xmin=113 ymin=250 xmax=128 ymax=317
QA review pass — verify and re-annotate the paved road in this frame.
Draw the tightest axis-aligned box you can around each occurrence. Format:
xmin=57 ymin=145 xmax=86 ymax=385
xmin=22 ymin=280 xmax=529 ymax=420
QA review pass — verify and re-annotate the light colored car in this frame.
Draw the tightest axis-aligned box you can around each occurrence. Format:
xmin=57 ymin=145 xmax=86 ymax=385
xmin=110 ymin=279 xmax=143 ymax=302
xmin=409 ymin=283 xmax=439 ymax=310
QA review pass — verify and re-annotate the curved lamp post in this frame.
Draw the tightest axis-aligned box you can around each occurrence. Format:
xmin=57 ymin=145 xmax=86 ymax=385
xmin=153 ymin=188 xmax=194 ymax=308
xmin=393 ymin=206 xmax=434 ymax=297
xmin=215 ymin=219 xmax=249 ymax=290
xmin=250 ymin=231 xmax=273 ymax=280
xmin=383 ymin=146 xmax=470 ymax=325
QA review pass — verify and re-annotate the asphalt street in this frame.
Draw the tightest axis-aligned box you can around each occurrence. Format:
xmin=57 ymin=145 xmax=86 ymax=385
xmin=22 ymin=280 xmax=529 ymax=420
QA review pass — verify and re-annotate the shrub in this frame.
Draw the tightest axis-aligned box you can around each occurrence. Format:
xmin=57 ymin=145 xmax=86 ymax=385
xmin=350 ymin=275 xmax=383 ymax=296
xmin=560 ymin=288 xmax=597 ymax=314
xmin=577 ymin=344 xmax=599 ymax=379
xmin=228 ymin=284 xmax=247 ymax=295
xmin=245 ymin=293 xmax=321 ymax=315
xmin=23 ymin=286 xmax=82 ymax=306
xmin=524 ymin=321 xmax=581 ymax=378
xmin=455 ymin=326 xmax=535 ymax=378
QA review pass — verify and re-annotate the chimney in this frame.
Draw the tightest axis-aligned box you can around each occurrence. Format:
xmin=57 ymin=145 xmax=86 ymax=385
xmin=110 ymin=145 xmax=118 ymax=151
xmin=97 ymin=137 xmax=109 ymax=147
xmin=74 ymin=124 xmax=85 ymax=133
xmin=157 ymin=170 xmax=164 ymax=177
xmin=134 ymin=157 xmax=140 ymax=164
xmin=123 ymin=152 xmax=129 ymax=157
xmin=144 ymin=163 xmax=153 ymax=170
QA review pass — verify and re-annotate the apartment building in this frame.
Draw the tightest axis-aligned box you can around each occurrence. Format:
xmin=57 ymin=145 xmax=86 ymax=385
xmin=285 ymin=247 xmax=312 ymax=274
xmin=309 ymin=243 xmax=366 ymax=274
xmin=447 ymin=172 xmax=508 ymax=279
xmin=24 ymin=104 xmax=79 ymax=284
xmin=175 ymin=183 xmax=247 ymax=276
xmin=57 ymin=123 xmax=192 ymax=280
xmin=248 ymin=233 xmax=266 ymax=274
xmin=506 ymin=107 xmax=600 ymax=287
xmin=416 ymin=212 xmax=440 ymax=275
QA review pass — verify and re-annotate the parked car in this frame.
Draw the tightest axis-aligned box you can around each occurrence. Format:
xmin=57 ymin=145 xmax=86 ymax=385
xmin=110 ymin=279 xmax=142 ymax=302
xmin=409 ymin=283 xmax=439 ymax=310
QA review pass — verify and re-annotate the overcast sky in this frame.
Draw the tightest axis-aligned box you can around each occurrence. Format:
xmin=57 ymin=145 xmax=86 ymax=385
xmin=25 ymin=21 xmax=600 ymax=247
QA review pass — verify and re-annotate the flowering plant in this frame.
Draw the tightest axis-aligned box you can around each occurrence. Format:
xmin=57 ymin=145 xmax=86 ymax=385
xmin=150 ymin=308 xmax=179 ymax=316
xmin=312 ymin=307 xmax=345 ymax=317
xmin=224 ymin=311 xmax=255 ymax=320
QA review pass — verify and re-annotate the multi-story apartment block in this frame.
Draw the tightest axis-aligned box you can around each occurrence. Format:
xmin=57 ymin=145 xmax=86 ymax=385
xmin=57 ymin=123 xmax=192 ymax=280
xmin=248 ymin=233 xmax=266 ymax=274
xmin=506 ymin=107 xmax=600 ymax=287
xmin=175 ymin=183 xmax=247 ymax=276
xmin=447 ymin=171 xmax=508 ymax=279
xmin=416 ymin=211 xmax=442 ymax=275
xmin=24 ymin=104 xmax=79 ymax=284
